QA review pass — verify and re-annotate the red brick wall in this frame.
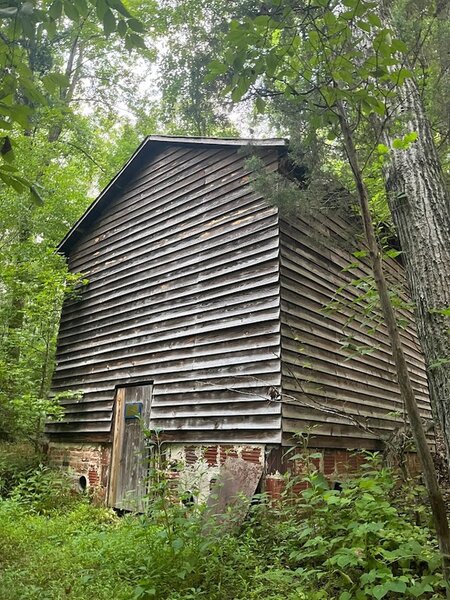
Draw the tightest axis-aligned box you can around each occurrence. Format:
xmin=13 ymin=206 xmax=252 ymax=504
xmin=264 ymin=447 xmax=421 ymax=498
xmin=47 ymin=442 xmax=111 ymax=502
xmin=47 ymin=442 xmax=418 ymax=505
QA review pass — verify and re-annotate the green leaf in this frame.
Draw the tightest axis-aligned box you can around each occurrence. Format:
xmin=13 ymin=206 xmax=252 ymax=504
xmin=127 ymin=18 xmax=145 ymax=33
xmin=103 ymin=8 xmax=116 ymax=36
xmin=391 ymin=39 xmax=408 ymax=53
xmin=30 ymin=184 xmax=44 ymax=206
xmin=408 ymin=582 xmax=433 ymax=597
xmin=231 ymin=78 xmax=249 ymax=102
xmin=208 ymin=59 xmax=228 ymax=77
xmin=42 ymin=73 xmax=70 ymax=95
xmin=44 ymin=73 xmax=70 ymax=88
xmin=7 ymin=105 xmax=32 ymax=129
xmin=73 ymin=0 xmax=88 ymax=17
xmin=46 ymin=18 xmax=56 ymax=37
xmin=126 ymin=33 xmax=146 ymax=50
xmin=49 ymin=0 xmax=63 ymax=19
xmin=107 ymin=0 xmax=131 ymax=17
xmin=96 ymin=0 xmax=107 ymax=20
xmin=385 ymin=249 xmax=402 ymax=258
xmin=63 ymin=0 xmax=79 ymax=21
xmin=431 ymin=306 xmax=450 ymax=317
xmin=377 ymin=143 xmax=389 ymax=155
xmin=386 ymin=580 xmax=407 ymax=593
xmin=117 ymin=19 xmax=126 ymax=36
xmin=372 ymin=584 xmax=389 ymax=599
xmin=357 ymin=20 xmax=371 ymax=33
xmin=404 ymin=131 xmax=418 ymax=144
xmin=255 ymin=97 xmax=266 ymax=113
xmin=0 ymin=171 xmax=28 ymax=193
xmin=367 ymin=13 xmax=382 ymax=27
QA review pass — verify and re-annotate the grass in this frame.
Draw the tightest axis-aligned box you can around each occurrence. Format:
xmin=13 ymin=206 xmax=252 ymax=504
xmin=0 ymin=501 xmax=145 ymax=600
xmin=0 ymin=448 xmax=446 ymax=600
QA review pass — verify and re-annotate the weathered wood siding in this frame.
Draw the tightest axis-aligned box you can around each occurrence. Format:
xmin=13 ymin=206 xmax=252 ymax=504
xmin=49 ymin=143 xmax=282 ymax=443
xmin=279 ymin=211 xmax=431 ymax=448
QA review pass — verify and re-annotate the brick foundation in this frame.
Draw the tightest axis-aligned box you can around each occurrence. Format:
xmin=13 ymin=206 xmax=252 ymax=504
xmin=47 ymin=442 xmax=111 ymax=503
xmin=164 ymin=444 xmax=264 ymax=503
xmin=47 ymin=441 xmax=420 ymax=505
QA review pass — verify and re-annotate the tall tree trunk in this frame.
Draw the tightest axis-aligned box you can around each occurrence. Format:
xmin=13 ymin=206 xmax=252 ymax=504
xmin=48 ymin=35 xmax=84 ymax=143
xmin=382 ymin=75 xmax=450 ymax=463
xmin=337 ymin=101 xmax=450 ymax=594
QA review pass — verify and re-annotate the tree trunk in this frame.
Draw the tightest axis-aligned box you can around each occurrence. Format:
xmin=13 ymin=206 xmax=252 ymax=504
xmin=337 ymin=101 xmax=450 ymax=594
xmin=382 ymin=75 xmax=450 ymax=463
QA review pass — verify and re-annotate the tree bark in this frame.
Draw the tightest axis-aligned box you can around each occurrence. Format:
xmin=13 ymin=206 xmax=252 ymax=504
xmin=337 ymin=101 xmax=450 ymax=594
xmin=382 ymin=75 xmax=450 ymax=464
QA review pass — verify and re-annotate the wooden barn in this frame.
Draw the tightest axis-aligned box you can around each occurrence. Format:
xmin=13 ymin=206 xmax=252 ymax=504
xmin=47 ymin=136 xmax=430 ymax=507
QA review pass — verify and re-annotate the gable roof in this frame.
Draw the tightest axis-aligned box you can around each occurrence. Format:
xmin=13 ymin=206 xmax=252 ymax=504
xmin=58 ymin=135 xmax=287 ymax=256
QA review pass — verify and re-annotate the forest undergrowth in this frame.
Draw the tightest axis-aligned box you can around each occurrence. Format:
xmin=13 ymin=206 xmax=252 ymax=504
xmin=0 ymin=444 xmax=446 ymax=600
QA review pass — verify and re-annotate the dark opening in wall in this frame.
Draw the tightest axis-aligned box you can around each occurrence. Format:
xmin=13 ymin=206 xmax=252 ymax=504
xmin=78 ymin=475 xmax=87 ymax=492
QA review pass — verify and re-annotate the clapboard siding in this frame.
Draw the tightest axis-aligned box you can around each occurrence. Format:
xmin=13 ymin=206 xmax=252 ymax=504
xmin=49 ymin=143 xmax=282 ymax=442
xmin=279 ymin=212 xmax=431 ymax=447
xmin=49 ymin=136 xmax=432 ymax=451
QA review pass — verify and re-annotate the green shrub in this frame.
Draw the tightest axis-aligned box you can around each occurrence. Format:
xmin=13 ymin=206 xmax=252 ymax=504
xmin=0 ymin=451 xmax=445 ymax=600
xmin=246 ymin=456 xmax=444 ymax=600
xmin=0 ymin=442 xmax=40 ymax=497
xmin=0 ymin=442 xmax=78 ymax=513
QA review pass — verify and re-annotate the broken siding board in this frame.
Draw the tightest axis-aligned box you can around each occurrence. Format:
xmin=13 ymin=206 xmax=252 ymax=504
xmin=53 ymin=349 xmax=281 ymax=388
xmin=69 ymin=200 xmax=277 ymax=294
xmin=280 ymin=244 xmax=418 ymax=341
xmin=54 ymin=332 xmax=282 ymax=377
xmin=282 ymin=432 xmax=383 ymax=449
xmin=70 ymin=191 xmax=272 ymax=283
xmin=60 ymin=238 xmax=280 ymax=331
xmin=281 ymin=321 xmax=427 ymax=386
xmin=282 ymin=375 xmax=429 ymax=414
xmin=56 ymin=297 xmax=281 ymax=357
xmin=50 ymin=144 xmax=282 ymax=443
xmin=281 ymin=366 xmax=429 ymax=412
xmin=281 ymin=323 xmax=427 ymax=389
xmin=53 ymin=355 xmax=282 ymax=392
xmin=54 ymin=371 xmax=280 ymax=397
xmin=281 ymin=338 xmax=427 ymax=395
xmin=56 ymin=322 xmax=281 ymax=367
xmin=59 ymin=265 xmax=279 ymax=341
xmin=69 ymin=147 xmax=230 ymax=252
xmin=279 ymin=217 xmax=417 ymax=317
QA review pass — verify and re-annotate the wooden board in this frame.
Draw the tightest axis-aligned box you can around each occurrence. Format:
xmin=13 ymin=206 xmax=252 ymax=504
xmin=49 ymin=143 xmax=282 ymax=442
xmin=108 ymin=384 xmax=153 ymax=511
xmin=279 ymin=212 xmax=431 ymax=447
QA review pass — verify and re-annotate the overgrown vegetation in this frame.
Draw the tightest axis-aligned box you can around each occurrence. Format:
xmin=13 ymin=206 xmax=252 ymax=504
xmin=0 ymin=447 xmax=446 ymax=600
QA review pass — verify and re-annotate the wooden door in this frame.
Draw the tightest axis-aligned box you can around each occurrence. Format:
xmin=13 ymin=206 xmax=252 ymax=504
xmin=108 ymin=384 xmax=153 ymax=511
